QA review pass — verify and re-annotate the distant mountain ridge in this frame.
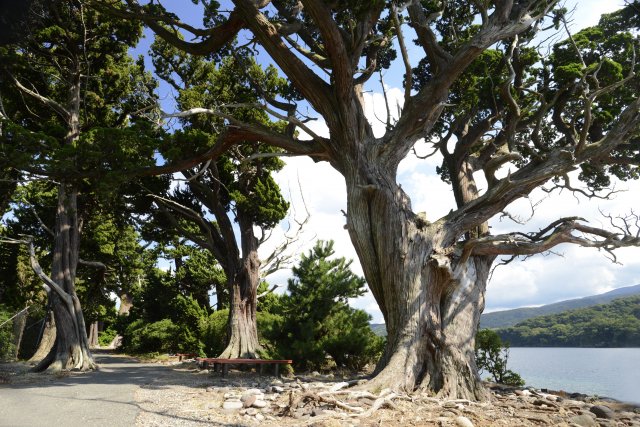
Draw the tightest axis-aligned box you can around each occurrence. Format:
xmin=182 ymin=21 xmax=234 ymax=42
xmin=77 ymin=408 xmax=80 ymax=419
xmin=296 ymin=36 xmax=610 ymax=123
xmin=480 ymin=284 xmax=640 ymax=329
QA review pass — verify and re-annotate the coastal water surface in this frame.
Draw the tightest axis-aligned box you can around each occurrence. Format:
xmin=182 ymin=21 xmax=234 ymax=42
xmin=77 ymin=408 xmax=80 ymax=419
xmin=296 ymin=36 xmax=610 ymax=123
xmin=506 ymin=348 xmax=640 ymax=404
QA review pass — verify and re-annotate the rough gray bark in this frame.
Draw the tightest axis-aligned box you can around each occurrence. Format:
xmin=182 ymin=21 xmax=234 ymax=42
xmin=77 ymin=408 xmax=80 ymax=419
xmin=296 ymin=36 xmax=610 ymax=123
xmin=88 ymin=321 xmax=99 ymax=347
xmin=340 ymin=151 xmax=494 ymax=398
xmin=218 ymin=212 xmax=262 ymax=359
xmin=28 ymin=309 xmax=55 ymax=364
xmin=12 ymin=308 xmax=27 ymax=360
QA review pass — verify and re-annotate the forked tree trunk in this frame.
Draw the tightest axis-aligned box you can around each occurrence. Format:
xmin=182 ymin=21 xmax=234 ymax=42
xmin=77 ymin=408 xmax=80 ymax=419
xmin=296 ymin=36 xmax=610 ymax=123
xmin=344 ymin=160 xmax=493 ymax=400
xmin=218 ymin=212 xmax=262 ymax=359
xmin=31 ymin=185 xmax=96 ymax=372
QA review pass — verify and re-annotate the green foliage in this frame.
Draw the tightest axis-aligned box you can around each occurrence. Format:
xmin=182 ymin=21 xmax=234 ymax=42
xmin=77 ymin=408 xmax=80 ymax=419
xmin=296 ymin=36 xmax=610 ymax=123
xmin=276 ymin=240 xmax=382 ymax=370
xmin=0 ymin=1 xmax=160 ymax=185
xmin=0 ymin=305 xmax=17 ymax=362
xmin=323 ymin=308 xmax=385 ymax=370
xmin=199 ymin=309 xmax=229 ymax=358
xmin=98 ymin=327 xmax=118 ymax=347
xmin=497 ymin=295 xmax=640 ymax=347
xmin=475 ymin=329 xmax=524 ymax=386
xmin=123 ymin=318 xmax=183 ymax=354
xmin=118 ymin=267 xmax=214 ymax=355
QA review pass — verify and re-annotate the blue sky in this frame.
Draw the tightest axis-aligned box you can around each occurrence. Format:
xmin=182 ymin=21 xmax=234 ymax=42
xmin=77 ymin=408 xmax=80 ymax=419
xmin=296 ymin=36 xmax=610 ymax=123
xmin=134 ymin=1 xmax=639 ymax=323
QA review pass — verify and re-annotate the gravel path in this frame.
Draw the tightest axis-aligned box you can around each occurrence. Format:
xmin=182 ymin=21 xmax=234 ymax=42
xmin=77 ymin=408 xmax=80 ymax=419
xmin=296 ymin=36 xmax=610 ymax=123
xmin=0 ymin=350 xmax=171 ymax=427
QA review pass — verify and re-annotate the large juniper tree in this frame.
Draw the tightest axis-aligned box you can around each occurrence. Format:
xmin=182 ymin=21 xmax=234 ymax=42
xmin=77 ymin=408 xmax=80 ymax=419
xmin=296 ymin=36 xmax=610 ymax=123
xmin=145 ymin=44 xmax=290 ymax=358
xmin=0 ymin=0 xmax=158 ymax=371
xmin=108 ymin=0 xmax=640 ymax=399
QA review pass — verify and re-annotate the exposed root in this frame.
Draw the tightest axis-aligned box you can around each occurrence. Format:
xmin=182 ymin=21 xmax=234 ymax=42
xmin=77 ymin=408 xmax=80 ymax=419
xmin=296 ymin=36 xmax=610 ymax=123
xmin=280 ymin=384 xmax=405 ymax=419
xmin=351 ymin=389 xmax=399 ymax=418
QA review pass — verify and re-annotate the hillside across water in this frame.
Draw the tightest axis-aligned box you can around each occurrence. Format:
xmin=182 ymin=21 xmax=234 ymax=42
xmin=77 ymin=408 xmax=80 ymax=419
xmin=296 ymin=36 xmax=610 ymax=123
xmin=480 ymin=284 xmax=640 ymax=329
xmin=496 ymin=295 xmax=640 ymax=347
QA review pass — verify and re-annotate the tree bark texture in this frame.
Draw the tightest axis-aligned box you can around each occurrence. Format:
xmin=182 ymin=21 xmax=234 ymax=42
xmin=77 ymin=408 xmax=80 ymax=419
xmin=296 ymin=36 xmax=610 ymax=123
xmin=12 ymin=308 xmax=27 ymax=360
xmin=88 ymin=321 xmax=99 ymax=347
xmin=29 ymin=309 xmax=56 ymax=364
xmin=32 ymin=185 xmax=95 ymax=372
xmin=218 ymin=211 xmax=262 ymax=358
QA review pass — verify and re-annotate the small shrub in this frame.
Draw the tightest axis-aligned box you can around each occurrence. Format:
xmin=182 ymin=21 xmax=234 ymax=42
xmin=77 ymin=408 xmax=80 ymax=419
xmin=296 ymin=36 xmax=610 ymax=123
xmin=123 ymin=318 xmax=183 ymax=354
xmin=199 ymin=309 xmax=229 ymax=357
xmin=98 ymin=327 xmax=118 ymax=347
xmin=324 ymin=309 xmax=385 ymax=370
xmin=475 ymin=329 xmax=525 ymax=386
xmin=256 ymin=311 xmax=285 ymax=359
xmin=0 ymin=306 xmax=16 ymax=361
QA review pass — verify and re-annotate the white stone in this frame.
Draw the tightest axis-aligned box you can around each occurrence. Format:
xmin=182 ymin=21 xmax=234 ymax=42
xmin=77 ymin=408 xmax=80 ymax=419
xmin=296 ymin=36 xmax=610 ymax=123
xmin=255 ymin=413 xmax=265 ymax=421
xmin=455 ymin=416 xmax=474 ymax=427
xmin=252 ymin=400 xmax=268 ymax=408
xmin=223 ymin=392 xmax=240 ymax=399
xmin=222 ymin=400 xmax=244 ymax=410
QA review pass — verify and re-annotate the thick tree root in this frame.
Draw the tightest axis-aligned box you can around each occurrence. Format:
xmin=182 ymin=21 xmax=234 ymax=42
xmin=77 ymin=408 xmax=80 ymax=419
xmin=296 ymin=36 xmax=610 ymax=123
xmin=279 ymin=383 xmax=404 ymax=419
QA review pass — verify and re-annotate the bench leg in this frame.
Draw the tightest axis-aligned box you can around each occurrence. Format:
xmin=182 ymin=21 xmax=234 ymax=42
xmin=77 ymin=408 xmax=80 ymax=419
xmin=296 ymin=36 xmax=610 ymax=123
xmin=259 ymin=364 xmax=264 ymax=375
xmin=274 ymin=364 xmax=280 ymax=377
xmin=222 ymin=364 xmax=229 ymax=376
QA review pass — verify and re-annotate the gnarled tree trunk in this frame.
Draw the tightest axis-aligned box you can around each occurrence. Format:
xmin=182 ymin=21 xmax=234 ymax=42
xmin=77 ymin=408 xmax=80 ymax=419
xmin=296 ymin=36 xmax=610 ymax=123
xmin=218 ymin=212 xmax=261 ymax=358
xmin=31 ymin=185 xmax=95 ymax=372
xmin=344 ymin=156 xmax=493 ymax=399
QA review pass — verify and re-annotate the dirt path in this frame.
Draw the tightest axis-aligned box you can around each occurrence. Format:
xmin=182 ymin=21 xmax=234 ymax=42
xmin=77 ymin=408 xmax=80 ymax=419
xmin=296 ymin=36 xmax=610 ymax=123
xmin=0 ymin=350 xmax=171 ymax=427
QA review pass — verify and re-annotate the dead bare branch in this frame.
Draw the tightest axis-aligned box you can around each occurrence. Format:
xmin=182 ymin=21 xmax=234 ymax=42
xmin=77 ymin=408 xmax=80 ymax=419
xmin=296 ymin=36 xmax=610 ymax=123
xmin=467 ymin=214 xmax=640 ymax=264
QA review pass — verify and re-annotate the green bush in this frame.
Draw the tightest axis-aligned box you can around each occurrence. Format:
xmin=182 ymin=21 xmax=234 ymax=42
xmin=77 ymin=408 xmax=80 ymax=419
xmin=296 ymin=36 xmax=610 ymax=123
xmin=98 ymin=326 xmax=118 ymax=347
xmin=122 ymin=318 xmax=200 ymax=354
xmin=0 ymin=306 xmax=16 ymax=361
xmin=199 ymin=309 xmax=229 ymax=357
xmin=475 ymin=329 xmax=525 ymax=386
xmin=324 ymin=309 xmax=385 ymax=370
xmin=273 ymin=240 xmax=383 ymax=371
xmin=256 ymin=311 xmax=285 ymax=359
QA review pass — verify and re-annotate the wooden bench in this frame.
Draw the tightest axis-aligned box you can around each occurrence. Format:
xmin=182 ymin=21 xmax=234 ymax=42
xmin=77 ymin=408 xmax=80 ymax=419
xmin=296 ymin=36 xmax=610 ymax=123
xmin=197 ymin=358 xmax=293 ymax=377
xmin=175 ymin=353 xmax=198 ymax=361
